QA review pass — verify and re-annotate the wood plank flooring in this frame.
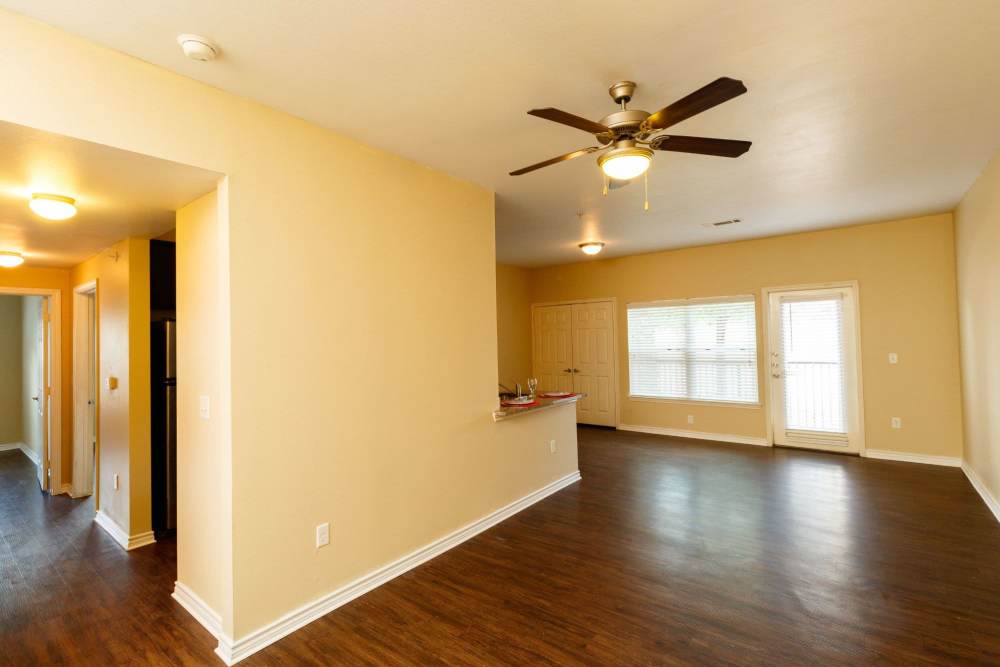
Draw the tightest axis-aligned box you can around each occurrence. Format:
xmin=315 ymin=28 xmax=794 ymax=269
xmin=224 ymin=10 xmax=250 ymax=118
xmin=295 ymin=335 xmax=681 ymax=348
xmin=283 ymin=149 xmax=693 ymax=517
xmin=2 ymin=428 xmax=1000 ymax=665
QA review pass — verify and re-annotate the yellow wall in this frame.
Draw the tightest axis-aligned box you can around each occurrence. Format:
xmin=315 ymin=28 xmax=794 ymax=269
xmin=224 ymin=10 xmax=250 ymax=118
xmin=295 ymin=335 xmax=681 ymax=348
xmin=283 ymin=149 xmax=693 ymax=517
xmin=0 ymin=9 xmax=579 ymax=641
xmin=0 ymin=295 xmax=22 ymax=443
xmin=496 ymin=263 xmax=533 ymax=390
xmin=176 ymin=189 xmax=233 ymax=629
xmin=530 ymin=214 xmax=965 ymax=457
xmin=955 ymin=150 xmax=1000 ymax=503
xmin=0 ymin=265 xmax=72 ymax=478
xmin=71 ymin=238 xmax=152 ymax=535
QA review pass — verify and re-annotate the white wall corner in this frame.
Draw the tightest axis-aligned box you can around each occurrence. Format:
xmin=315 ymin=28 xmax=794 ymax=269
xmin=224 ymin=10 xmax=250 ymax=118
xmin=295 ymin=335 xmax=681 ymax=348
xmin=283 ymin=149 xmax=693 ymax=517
xmin=94 ymin=510 xmax=157 ymax=550
xmin=962 ymin=462 xmax=1000 ymax=524
xmin=863 ymin=450 xmax=962 ymax=467
xmin=172 ymin=581 xmax=225 ymax=641
xmin=215 ymin=470 xmax=582 ymax=665
xmin=617 ymin=424 xmax=770 ymax=447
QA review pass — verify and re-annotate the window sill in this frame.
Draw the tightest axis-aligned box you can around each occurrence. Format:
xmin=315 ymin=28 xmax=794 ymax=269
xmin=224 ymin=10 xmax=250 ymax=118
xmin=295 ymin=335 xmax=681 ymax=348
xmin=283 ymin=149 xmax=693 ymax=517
xmin=628 ymin=395 xmax=763 ymax=409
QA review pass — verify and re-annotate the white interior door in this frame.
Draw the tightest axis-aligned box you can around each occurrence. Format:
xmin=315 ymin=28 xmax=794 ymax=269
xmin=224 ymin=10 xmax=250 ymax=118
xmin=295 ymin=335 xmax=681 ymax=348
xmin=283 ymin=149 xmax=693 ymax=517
xmin=571 ymin=302 xmax=616 ymax=426
xmin=532 ymin=305 xmax=574 ymax=394
xmin=767 ymin=286 xmax=862 ymax=453
xmin=36 ymin=297 xmax=50 ymax=491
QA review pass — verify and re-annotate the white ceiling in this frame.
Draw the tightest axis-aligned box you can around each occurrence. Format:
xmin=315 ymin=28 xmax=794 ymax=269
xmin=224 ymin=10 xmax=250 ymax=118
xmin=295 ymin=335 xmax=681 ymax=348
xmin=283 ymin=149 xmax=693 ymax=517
xmin=0 ymin=121 xmax=220 ymax=267
xmin=5 ymin=0 xmax=1000 ymax=266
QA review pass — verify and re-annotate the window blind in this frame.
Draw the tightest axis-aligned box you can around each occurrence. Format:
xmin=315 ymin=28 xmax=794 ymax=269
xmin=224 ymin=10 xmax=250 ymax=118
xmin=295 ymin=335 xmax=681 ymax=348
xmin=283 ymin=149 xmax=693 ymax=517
xmin=627 ymin=297 xmax=759 ymax=403
xmin=779 ymin=296 xmax=846 ymax=433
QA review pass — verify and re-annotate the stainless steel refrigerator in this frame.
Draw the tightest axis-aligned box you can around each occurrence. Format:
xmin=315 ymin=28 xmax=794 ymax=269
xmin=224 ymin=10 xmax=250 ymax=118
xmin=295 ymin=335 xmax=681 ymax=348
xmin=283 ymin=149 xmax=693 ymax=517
xmin=151 ymin=319 xmax=176 ymax=534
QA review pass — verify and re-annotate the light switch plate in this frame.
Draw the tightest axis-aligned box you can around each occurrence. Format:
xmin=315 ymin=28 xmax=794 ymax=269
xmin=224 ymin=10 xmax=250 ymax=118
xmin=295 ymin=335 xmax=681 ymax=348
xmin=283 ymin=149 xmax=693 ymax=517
xmin=891 ymin=417 xmax=902 ymax=429
xmin=316 ymin=523 xmax=330 ymax=548
xmin=888 ymin=352 xmax=898 ymax=364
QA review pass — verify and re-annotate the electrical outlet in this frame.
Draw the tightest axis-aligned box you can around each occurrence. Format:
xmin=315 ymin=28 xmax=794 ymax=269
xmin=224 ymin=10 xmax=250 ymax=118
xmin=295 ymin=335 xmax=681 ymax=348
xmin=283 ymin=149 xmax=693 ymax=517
xmin=888 ymin=352 xmax=898 ymax=365
xmin=549 ymin=439 xmax=557 ymax=454
xmin=199 ymin=395 xmax=210 ymax=420
xmin=113 ymin=473 xmax=120 ymax=490
xmin=891 ymin=417 xmax=902 ymax=429
xmin=316 ymin=523 xmax=330 ymax=548
xmin=687 ymin=415 xmax=695 ymax=425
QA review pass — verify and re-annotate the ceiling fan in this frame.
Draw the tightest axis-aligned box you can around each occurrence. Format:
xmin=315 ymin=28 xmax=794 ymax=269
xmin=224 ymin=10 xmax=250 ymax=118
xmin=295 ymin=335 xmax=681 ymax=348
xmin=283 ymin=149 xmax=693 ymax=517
xmin=509 ymin=78 xmax=751 ymax=181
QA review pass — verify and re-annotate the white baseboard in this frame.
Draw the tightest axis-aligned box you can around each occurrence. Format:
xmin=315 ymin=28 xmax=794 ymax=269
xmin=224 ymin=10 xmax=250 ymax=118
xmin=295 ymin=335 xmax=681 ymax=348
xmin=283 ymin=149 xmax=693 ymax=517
xmin=1 ymin=442 xmax=42 ymax=467
xmin=962 ymin=462 xmax=1000 ymax=524
xmin=213 ymin=470 xmax=582 ymax=665
xmin=617 ymin=424 xmax=770 ymax=447
xmin=863 ymin=449 xmax=962 ymax=467
xmin=94 ymin=510 xmax=157 ymax=550
xmin=173 ymin=581 xmax=223 ymax=640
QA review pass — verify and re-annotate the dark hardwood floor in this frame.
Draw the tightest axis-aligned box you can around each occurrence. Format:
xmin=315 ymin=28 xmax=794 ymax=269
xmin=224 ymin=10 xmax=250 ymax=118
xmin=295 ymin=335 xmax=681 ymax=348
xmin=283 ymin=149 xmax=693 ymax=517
xmin=3 ymin=429 xmax=1000 ymax=665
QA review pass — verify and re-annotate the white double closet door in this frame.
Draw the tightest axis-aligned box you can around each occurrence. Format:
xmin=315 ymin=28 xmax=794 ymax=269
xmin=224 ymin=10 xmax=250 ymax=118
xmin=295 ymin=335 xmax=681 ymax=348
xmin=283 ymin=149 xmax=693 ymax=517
xmin=532 ymin=301 xmax=616 ymax=426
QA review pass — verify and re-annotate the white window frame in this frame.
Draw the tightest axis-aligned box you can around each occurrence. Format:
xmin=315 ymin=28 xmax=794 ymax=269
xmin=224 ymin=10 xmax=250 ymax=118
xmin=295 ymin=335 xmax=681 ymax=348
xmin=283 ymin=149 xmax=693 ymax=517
xmin=626 ymin=294 xmax=761 ymax=406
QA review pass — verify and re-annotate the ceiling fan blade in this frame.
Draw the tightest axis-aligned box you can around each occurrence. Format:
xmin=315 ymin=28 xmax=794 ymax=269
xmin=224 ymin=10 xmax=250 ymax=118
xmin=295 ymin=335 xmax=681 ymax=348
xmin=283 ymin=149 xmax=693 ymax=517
xmin=651 ymin=135 xmax=751 ymax=158
xmin=527 ymin=108 xmax=612 ymax=136
xmin=642 ymin=77 xmax=748 ymax=132
xmin=509 ymin=147 xmax=602 ymax=176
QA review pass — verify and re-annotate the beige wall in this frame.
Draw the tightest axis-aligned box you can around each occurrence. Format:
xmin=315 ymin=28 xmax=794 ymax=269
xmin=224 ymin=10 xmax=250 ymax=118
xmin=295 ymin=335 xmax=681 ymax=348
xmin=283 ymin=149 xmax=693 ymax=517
xmin=0 ymin=9 xmax=579 ymax=642
xmin=71 ymin=238 xmax=152 ymax=536
xmin=176 ymin=189 xmax=233 ymax=629
xmin=0 ymin=295 xmax=22 ymax=443
xmin=0 ymin=266 xmax=72 ymax=478
xmin=20 ymin=296 xmax=43 ymax=461
xmin=496 ymin=263 xmax=533 ymax=390
xmin=955 ymin=150 xmax=1000 ymax=503
xmin=530 ymin=214 xmax=965 ymax=457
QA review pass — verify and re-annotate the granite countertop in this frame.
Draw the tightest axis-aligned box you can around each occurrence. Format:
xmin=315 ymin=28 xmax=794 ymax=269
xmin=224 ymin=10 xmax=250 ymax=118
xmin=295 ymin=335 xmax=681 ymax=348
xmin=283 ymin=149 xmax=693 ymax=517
xmin=492 ymin=393 xmax=584 ymax=422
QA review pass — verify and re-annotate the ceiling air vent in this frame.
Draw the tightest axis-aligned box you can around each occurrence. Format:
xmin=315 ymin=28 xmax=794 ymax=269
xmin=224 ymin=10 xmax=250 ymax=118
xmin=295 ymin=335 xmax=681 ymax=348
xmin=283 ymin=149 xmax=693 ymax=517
xmin=702 ymin=218 xmax=742 ymax=228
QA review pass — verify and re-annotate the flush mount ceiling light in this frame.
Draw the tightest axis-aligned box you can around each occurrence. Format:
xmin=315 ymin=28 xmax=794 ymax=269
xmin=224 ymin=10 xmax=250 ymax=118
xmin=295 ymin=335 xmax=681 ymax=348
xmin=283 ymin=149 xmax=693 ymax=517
xmin=0 ymin=251 xmax=24 ymax=268
xmin=598 ymin=141 xmax=653 ymax=180
xmin=29 ymin=193 xmax=77 ymax=220
xmin=177 ymin=34 xmax=220 ymax=62
xmin=579 ymin=242 xmax=605 ymax=256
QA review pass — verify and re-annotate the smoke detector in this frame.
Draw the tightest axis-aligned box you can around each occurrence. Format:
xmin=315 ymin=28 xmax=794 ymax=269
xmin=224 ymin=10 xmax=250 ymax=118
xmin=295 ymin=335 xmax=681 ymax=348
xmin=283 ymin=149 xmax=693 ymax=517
xmin=177 ymin=34 xmax=219 ymax=62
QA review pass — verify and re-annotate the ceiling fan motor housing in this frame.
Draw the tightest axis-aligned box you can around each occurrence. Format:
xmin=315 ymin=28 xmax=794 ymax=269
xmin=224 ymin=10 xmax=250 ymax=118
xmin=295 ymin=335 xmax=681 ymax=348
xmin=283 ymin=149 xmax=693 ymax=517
xmin=598 ymin=109 xmax=652 ymax=142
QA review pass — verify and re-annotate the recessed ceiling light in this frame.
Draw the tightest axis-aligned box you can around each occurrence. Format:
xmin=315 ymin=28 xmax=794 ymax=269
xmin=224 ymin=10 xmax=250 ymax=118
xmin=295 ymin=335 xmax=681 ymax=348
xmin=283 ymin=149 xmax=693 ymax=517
xmin=0 ymin=251 xmax=24 ymax=268
xmin=177 ymin=34 xmax=219 ymax=62
xmin=29 ymin=193 xmax=77 ymax=220
xmin=579 ymin=242 xmax=605 ymax=256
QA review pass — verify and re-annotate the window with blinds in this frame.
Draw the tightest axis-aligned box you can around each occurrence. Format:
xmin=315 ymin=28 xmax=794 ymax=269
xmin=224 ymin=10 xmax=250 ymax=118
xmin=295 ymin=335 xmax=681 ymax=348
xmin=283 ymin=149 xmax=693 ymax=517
xmin=626 ymin=297 xmax=759 ymax=403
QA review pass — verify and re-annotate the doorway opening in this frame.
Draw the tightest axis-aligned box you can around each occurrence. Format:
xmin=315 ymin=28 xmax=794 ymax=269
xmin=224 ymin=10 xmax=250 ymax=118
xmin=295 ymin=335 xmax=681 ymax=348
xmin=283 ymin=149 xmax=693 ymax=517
xmin=0 ymin=289 xmax=61 ymax=492
xmin=764 ymin=283 xmax=865 ymax=454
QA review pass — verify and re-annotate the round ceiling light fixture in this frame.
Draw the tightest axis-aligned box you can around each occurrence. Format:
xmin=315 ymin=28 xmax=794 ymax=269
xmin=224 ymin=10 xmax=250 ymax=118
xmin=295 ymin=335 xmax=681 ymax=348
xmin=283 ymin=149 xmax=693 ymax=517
xmin=29 ymin=193 xmax=77 ymax=220
xmin=177 ymin=34 xmax=219 ymax=62
xmin=579 ymin=242 xmax=605 ymax=256
xmin=0 ymin=251 xmax=24 ymax=268
xmin=598 ymin=141 xmax=653 ymax=181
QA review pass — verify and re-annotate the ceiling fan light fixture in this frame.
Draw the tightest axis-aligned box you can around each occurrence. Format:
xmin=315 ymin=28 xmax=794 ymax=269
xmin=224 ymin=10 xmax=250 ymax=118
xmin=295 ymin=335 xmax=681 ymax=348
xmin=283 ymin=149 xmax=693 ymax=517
xmin=579 ymin=242 xmax=605 ymax=256
xmin=598 ymin=146 xmax=653 ymax=181
xmin=29 ymin=193 xmax=77 ymax=220
xmin=0 ymin=251 xmax=24 ymax=268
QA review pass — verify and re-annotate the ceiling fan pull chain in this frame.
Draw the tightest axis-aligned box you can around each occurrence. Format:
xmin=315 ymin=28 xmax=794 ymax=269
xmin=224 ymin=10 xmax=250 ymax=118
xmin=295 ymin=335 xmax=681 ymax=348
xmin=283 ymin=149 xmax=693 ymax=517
xmin=644 ymin=171 xmax=649 ymax=211
xmin=602 ymin=173 xmax=609 ymax=196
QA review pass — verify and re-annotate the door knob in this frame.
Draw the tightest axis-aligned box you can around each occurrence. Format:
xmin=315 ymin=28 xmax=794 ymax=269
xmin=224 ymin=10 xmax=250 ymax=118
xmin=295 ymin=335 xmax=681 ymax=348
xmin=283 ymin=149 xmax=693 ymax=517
xmin=563 ymin=368 xmax=572 ymax=373
xmin=31 ymin=396 xmax=39 ymax=401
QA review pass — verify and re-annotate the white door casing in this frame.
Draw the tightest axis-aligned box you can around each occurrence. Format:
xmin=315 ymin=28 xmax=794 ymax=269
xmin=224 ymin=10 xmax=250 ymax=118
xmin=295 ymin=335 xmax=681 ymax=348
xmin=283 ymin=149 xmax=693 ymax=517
xmin=73 ymin=281 xmax=98 ymax=498
xmin=766 ymin=284 xmax=864 ymax=454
